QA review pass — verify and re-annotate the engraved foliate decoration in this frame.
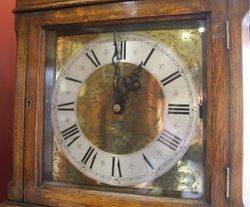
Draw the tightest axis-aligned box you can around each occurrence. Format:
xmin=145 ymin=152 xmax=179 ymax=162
xmin=51 ymin=34 xmax=199 ymax=186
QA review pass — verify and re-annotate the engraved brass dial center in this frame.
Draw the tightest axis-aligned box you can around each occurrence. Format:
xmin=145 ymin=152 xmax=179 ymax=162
xmin=77 ymin=62 xmax=166 ymax=154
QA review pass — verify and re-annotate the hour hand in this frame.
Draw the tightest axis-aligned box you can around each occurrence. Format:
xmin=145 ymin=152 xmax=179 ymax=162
xmin=112 ymin=71 xmax=127 ymax=114
xmin=123 ymin=62 xmax=143 ymax=92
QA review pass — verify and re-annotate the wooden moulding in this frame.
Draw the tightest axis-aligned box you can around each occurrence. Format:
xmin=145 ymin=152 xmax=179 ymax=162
xmin=2 ymin=0 xmax=249 ymax=207
xmin=1 ymin=201 xmax=41 ymax=207
xmin=6 ymin=15 xmax=30 ymax=202
xmin=15 ymin=0 xmax=134 ymax=13
xmin=228 ymin=0 xmax=249 ymax=207
xmin=17 ymin=1 xmax=226 ymax=207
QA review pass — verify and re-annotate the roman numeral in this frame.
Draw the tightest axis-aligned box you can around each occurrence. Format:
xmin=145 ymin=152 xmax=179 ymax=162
xmin=85 ymin=50 xmax=101 ymax=67
xmin=143 ymin=48 xmax=155 ymax=66
xmin=158 ymin=129 xmax=182 ymax=151
xmin=61 ymin=124 xmax=79 ymax=140
xmin=61 ymin=124 xmax=80 ymax=147
xmin=65 ymin=77 xmax=82 ymax=83
xmin=57 ymin=102 xmax=74 ymax=111
xmin=161 ymin=71 xmax=181 ymax=86
xmin=111 ymin=157 xmax=122 ymax=177
xmin=169 ymin=104 xmax=190 ymax=115
xmin=67 ymin=136 xmax=80 ymax=147
xmin=142 ymin=153 xmax=154 ymax=170
xmin=118 ymin=41 xmax=126 ymax=60
xmin=81 ymin=146 xmax=97 ymax=169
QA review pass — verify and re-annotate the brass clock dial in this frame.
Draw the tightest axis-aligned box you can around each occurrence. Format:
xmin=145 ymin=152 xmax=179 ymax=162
xmin=51 ymin=33 xmax=199 ymax=186
xmin=77 ymin=62 xmax=166 ymax=154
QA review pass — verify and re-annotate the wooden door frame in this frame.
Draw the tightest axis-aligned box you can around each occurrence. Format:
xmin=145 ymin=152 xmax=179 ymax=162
xmin=1 ymin=0 xmax=248 ymax=206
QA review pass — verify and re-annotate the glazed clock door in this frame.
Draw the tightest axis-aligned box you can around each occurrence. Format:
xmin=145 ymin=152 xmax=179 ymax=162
xmin=50 ymin=33 xmax=200 ymax=186
xmin=14 ymin=1 xmax=232 ymax=207
xmin=40 ymin=22 xmax=207 ymax=205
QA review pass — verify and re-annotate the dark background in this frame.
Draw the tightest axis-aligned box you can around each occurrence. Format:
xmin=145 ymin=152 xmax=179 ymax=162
xmin=0 ymin=0 xmax=16 ymax=202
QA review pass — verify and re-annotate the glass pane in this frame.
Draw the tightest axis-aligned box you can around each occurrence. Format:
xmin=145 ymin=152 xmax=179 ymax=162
xmin=243 ymin=11 xmax=250 ymax=207
xmin=43 ymin=20 xmax=206 ymax=199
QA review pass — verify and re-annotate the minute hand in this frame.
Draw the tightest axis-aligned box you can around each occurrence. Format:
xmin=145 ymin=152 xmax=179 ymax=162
xmin=112 ymin=33 xmax=126 ymax=113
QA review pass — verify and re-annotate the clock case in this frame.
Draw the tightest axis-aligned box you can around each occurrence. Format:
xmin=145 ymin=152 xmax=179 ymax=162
xmin=1 ymin=0 xmax=249 ymax=207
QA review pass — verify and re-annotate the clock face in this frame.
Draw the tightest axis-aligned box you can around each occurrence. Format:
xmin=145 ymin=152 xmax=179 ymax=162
xmin=51 ymin=33 xmax=199 ymax=186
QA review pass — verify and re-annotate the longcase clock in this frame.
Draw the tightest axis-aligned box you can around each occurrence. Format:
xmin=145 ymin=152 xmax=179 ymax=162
xmin=1 ymin=0 xmax=249 ymax=207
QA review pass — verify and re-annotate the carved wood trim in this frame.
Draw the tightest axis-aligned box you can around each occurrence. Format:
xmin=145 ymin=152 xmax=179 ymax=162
xmin=15 ymin=0 xmax=134 ymax=13
xmin=7 ymin=15 xmax=30 ymax=202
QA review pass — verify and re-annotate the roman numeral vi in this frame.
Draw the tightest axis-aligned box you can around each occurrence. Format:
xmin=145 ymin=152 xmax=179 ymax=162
xmin=81 ymin=146 xmax=97 ymax=169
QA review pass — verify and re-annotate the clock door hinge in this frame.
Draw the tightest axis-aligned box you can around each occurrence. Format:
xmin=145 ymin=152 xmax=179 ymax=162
xmin=25 ymin=97 xmax=33 ymax=110
xmin=226 ymin=19 xmax=230 ymax=50
xmin=226 ymin=166 xmax=230 ymax=199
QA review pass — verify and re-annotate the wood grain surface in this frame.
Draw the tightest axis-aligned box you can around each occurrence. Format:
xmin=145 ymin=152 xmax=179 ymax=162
xmin=1 ymin=0 xmax=248 ymax=207
xmin=7 ymin=15 xmax=30 ymax=202
xmin=15 ymin=0 xmax=133 ymax=13
xmin=228 ymin=1 xmax=249 ymax=207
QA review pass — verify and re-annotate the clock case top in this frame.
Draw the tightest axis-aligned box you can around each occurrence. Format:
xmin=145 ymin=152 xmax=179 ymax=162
xmin=15 ymin=0 xmax=128 ymax=12
xmin=3 ymin=0 xmax=249 ymax=207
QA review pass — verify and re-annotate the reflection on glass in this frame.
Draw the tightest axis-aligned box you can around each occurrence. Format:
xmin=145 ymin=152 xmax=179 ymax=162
xmin=50 ymin=24 xmax=205 ymax=199
xmin=243 ymin=11 xmax=250 ymax=207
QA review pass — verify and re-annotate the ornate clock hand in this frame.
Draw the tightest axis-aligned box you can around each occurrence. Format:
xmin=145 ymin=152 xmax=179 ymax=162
xmin=123 ymin=61 xmax=143 ymax=92
xmin=112 ymin=33 xmax=126 ymax=113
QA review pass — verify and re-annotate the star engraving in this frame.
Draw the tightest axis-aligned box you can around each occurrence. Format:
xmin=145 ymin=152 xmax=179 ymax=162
xmin=76 ymin=143 xmax=82 ymax=150
xmin=85 ymin=46 xmax=90 ymax=52
xmin=156 ymin=150 xmax=163 ymax=157
xmin=60 ymin=70 xmax=66 ymax=76
xmin=132 ymin=49 xmax=138 ymax=55
xmin=174 ymin=122 xmax=181 ymax=128
xmin=128 ymin=162 xmax=135 ymax=170
xmin=65 ymin=91 xmax=71 ymax=95
xmin=103 ymin=49 xmax=109 ymax=56
xmin=51 ymin=104 xmax=56 ymax=110
xmin=64 ymin=118 xmax=70 ymax=124
xmin=181 ymin=69 xmax=188 ymax=75
xmin=173 ymin=89 xmax=182 ymax=97
xmin=79 ymin=65 xmax=85 ymax=71
xmin=100 ymin=160 xmax=106 ymax=168
xmin=158 ymin=63 xmax=166 ymax=70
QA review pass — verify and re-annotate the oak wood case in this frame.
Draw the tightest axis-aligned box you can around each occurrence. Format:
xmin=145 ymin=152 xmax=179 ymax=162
xmin=1 ymin=0 xmax=249 ymax=207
